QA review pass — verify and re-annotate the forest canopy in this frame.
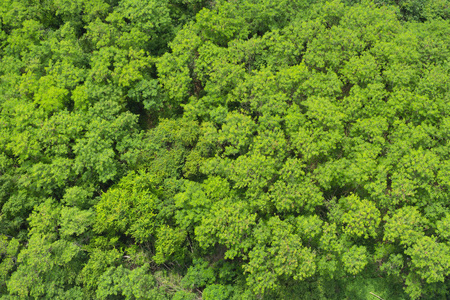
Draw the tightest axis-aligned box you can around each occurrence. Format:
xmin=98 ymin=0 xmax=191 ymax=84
xmin=1 ymin=0 xmax=450 ymax=299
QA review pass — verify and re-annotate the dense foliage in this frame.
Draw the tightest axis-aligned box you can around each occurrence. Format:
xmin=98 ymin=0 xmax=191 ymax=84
xmin=1 ymin=0 xmax=450 ymax=299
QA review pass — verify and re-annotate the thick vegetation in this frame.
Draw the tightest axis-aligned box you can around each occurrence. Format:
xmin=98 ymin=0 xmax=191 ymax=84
xmin=1 ymin=0 xmax=450 ymax=299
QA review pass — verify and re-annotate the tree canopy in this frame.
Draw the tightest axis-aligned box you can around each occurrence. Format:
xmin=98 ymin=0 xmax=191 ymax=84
xmin=1 ymin=0 xmax=450 ymax=299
